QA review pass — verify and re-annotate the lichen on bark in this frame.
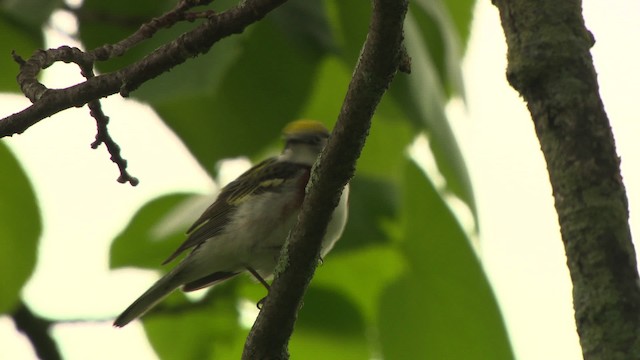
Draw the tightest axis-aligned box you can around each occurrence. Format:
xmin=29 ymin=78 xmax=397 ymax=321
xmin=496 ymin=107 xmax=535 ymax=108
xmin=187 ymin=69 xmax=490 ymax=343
xmin=492 ymin=0 xmax=640 ymax=359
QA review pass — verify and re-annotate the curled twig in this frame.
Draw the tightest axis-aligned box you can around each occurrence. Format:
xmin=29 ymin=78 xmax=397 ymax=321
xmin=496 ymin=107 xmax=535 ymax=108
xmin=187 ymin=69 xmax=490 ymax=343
xmin=13 ymin=46 xmax=94 ymax=103
xmin=1 ymin=0 xmax=288 ymax=185
xmin=1 ymin=0 xmax=287 ymax=135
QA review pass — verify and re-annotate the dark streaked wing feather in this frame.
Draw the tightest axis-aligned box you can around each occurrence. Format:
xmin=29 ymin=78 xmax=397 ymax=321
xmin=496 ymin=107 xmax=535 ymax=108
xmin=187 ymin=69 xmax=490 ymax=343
xmin=161 ymin=158 xmax=310 ymax=265
xmin=182 ymin=271 xmax=239 ymax=292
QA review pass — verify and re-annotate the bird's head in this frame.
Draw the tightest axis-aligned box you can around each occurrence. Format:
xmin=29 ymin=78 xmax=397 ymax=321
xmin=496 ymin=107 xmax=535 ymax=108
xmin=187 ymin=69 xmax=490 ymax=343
xmin=281 ymin=120 xmax=331 ymax=165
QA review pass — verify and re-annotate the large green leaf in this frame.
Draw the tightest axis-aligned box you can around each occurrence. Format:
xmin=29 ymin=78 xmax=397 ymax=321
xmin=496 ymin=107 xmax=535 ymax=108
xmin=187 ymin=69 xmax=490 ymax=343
xmin=143 ymin=283 xmax=245 ymax=360
xmin=154 ymin=17 xmax=325 ymax=174
xmin=110 ymin=193 xmax=197 ymax=270
xmin=326 ymin=0 xmax=370 ymax=67
xmin=1 ymin=0 xmax=61 ymax=29
xmin=378 ymin=162 xmax=513 ymax=359
xmin=270 ymin=0 xmax=336 ymax=55
xmin=337 ymin=176 xmax=400 ymax=251
xmin=290 ymin=287 xmax=369 ymax=359
xmin=357 ymin=112 xmax=414 ymax=182
xmin=443 ymin=0 xmax=476 ymax=50
xmin=390 ymin=12 xmax=476 ymax=218
xmin=0 ymin=142 xmax=40 ymax=313
xmin=0 ymin=13 xmax=44 ymax=92
xmin=298 ymin=57 xmax=350 ymax=128
xmin=314 ymin=244 xmax=405 ymax=321
xmin=412 ymin=0 xmax=466 ymax=97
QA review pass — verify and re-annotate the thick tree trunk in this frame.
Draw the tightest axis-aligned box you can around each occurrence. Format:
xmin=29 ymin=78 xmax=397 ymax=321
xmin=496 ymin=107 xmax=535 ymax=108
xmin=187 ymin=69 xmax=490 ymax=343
xmin=492 ymin=1 xmax=640 ymax=359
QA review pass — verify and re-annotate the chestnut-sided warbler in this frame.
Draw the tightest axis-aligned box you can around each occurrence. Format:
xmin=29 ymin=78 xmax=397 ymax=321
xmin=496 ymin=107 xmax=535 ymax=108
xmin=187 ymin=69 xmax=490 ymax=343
xmin=114 ymin=120 xmax=349 ymax=327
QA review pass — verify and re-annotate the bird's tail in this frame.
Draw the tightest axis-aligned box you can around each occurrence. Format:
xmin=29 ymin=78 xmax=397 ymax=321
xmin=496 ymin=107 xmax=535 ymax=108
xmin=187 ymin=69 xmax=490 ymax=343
xmin=113 ymin=273 xmax=180 ymax=327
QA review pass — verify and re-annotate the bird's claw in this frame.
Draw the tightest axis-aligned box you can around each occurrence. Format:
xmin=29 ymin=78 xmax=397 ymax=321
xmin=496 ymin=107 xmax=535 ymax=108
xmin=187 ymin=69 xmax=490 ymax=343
xmin=257 ymin=296 xmax=267 ymax=309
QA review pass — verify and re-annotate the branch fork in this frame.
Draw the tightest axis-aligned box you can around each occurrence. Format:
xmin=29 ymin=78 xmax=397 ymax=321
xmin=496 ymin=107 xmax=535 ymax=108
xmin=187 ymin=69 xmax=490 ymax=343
xmin=2 ymin=0 xmax=288 ymax=185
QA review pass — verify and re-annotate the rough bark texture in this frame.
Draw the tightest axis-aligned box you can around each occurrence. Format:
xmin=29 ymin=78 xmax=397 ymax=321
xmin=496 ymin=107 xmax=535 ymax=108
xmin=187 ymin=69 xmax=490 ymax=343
xmin=492 ymin=0 xmax=640 ymax=358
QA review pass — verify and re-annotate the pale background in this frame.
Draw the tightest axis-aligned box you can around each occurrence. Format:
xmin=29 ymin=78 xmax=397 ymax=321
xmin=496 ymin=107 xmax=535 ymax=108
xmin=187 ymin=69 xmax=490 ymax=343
xmin=1 ymin=1 xmax=638 ymax=359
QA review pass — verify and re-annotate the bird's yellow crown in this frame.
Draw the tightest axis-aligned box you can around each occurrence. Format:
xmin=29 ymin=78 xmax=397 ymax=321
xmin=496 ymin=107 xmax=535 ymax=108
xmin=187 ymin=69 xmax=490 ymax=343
xmin=282 ymin=119 xmax=330 ymax=137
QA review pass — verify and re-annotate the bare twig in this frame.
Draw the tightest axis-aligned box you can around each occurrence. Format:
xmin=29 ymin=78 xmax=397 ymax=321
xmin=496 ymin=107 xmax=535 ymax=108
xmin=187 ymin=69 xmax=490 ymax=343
xmin=89 ymin=0 xmax=215 ymax=62
xmin=88 ymin=100 xmax=139 ymax=185
xmin=1 ymin=0 xmax=287 ymax=128
xmin=1 ymin=0 xmax=288 ymax=184
xmin=74 ymin=46 xmax=140 ymax=185
xmin=241 ymin=0 xmax=409 ymax=358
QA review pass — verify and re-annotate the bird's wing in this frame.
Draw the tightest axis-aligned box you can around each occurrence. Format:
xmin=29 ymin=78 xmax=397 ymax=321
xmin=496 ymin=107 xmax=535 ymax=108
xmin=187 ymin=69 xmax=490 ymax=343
xmin=161 ymin=158 xmax=310 ymax=265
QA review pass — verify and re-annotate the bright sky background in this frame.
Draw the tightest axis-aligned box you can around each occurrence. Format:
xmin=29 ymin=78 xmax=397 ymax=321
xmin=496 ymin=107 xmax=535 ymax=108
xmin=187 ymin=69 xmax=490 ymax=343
xmin=1 ymin=1 xmax=639 ymax=359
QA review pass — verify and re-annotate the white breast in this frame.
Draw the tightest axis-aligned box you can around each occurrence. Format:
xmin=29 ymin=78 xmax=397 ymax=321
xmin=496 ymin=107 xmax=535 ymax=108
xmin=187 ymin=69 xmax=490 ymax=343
xmin=179 ymin=181 xmax=349 ymax=282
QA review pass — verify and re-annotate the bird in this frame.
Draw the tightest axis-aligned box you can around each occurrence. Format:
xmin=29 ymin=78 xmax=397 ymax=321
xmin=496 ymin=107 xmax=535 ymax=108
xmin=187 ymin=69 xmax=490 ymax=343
xmin=113 ymin=119 xmax=349 ymax=327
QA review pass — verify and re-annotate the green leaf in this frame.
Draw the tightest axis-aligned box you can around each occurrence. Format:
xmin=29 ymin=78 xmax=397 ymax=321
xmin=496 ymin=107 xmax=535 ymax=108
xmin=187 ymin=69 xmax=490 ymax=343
xmin=133 ymin=35 xmax=242 ymax=104
xmin=337 ymin=176 xmax=400 ymax=251
xmin=1 ymin=0 xmax=62 ymax=29
xmin=297 ymin=287 xmax=365 ymax=334
xmin=0 ymin=142 xmax=40 ymax=313
xmin=0 ymin=13 xmax=44 ymax=92
xmin=378 ymin=162 xmax=514 ymax=359
xmin=270 ymin=0 xmax=336 ymax=55
xmin=390 ymin=12 xmax=476 ymax=218
xmin=442 ymin=0 xmax=476 ymax=50
xmin=299 ymin=56 xmax=350 ymax=125
xmin=411 ymin=0 xmax=466 ymax=97
xmin=154 ymin=17 xmax=324 ymax=173
xmin=314 ymin=244 xmax=405 ymax=321
xmin=110 ymin=193 xmax=196 ymax=270
xmin=291 ymin=288 xmax=369 ymax=359
xmin=144 ymin=285 xmax=245 ymax=360
xmin=357 ymin=114 xmax=414 ymax=182
xmin=327 ymin=0 xmax=370 ymax=66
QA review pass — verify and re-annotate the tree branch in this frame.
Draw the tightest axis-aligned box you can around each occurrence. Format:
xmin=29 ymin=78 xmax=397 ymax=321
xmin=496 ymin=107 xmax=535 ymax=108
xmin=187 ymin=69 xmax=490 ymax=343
xmin=1 ymin=0 xmax=287 ymax=185
xmin=492 ymin=0 xmax=640 ymax=358
xmin=241 ymin=0 xmax=409 ymax=358
xmin=12 ymin=303 xmax=62 ymax=360
xmin=0 ymin=0 xmax=288 ymax=138
xmin=88 ymin=99 xmax=139 ymax=185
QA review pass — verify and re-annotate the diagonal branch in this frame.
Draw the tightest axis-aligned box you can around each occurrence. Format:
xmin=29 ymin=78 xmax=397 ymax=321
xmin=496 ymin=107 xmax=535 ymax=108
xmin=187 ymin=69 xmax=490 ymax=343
xmin=241 ymin=0 xmax=409 ymax=358
xmin=0 ymin=0 xmax=288 ymax=138
xmin=88 ymin=0 xmax=216 ymax=63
